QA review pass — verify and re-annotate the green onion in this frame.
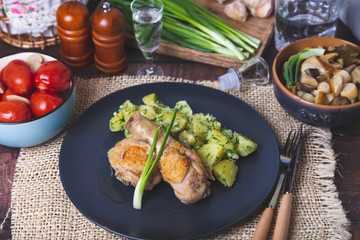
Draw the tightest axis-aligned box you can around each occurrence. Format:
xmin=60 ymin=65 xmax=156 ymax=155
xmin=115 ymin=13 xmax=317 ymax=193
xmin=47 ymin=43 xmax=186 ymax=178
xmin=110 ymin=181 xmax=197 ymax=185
xmin=163 ymin=1 xmax=245 ymax=60
xmin=107 ymin=0 xmax=261 ymax=60
xmin=284 ymin=48 xmax=325 ymax=88
xmin=133 ymin=109 xmax=177 ymax=209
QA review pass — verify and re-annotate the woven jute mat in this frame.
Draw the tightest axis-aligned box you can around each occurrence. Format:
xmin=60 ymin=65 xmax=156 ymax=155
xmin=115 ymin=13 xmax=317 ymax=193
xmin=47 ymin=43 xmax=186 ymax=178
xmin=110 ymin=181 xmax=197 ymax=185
xmin=9 ymin=75 xmax=351 ymax=239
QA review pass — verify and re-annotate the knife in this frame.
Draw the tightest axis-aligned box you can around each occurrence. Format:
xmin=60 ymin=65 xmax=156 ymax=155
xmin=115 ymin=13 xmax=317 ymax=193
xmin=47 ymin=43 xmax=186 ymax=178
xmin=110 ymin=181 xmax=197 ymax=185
xmin=252 ymin=172 xmax=285 ymax=240
xmin=273 ymin=128 xmax=304 ymax=240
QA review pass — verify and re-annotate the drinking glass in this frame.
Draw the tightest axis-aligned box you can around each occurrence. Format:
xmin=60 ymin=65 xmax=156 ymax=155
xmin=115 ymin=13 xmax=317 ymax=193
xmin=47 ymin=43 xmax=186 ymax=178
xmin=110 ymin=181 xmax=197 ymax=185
xmin=275 ymin=0 xmax=340 ymax=51
xmin=130 ymin=0 xmax=164 ymax=76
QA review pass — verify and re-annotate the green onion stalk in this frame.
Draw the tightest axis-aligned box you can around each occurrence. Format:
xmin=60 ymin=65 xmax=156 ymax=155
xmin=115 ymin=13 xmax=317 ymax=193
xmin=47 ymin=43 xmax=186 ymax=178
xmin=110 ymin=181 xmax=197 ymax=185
xmin=107 ymin=0 xmax=261 ymax=60
xmin=133 ymin=109 xmax=177 ymax=210
xmin=284 ymin=48 xmax=325 ymax=88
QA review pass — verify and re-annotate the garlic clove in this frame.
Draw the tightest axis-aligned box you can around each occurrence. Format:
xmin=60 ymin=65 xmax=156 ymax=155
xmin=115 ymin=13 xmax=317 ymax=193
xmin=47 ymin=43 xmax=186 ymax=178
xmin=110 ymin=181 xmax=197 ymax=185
xmin=224 ymin=0 xmax=248 ymax=22
xmin=241 ymin=0 xmax=273 ymax=18
xmin=26 ymin=53 xmax=44 ymax=73
xmin=5 ymin=95 xmax=30 ymax=105
xmin=241 ymin=0 xmax=268 ymax=9
xmin=253 ymin=0 xmax=273 ymax=18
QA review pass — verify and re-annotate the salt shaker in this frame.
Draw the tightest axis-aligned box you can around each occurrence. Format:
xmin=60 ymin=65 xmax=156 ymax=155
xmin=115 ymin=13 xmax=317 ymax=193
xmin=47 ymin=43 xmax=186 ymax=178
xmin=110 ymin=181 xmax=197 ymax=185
xmin=218 ymin=56 xmax=270 ymax=91
xmin=91 ymin=2 xmax=127 ymax=74
xmin=56 ymin=1 xmax=93 ymax=68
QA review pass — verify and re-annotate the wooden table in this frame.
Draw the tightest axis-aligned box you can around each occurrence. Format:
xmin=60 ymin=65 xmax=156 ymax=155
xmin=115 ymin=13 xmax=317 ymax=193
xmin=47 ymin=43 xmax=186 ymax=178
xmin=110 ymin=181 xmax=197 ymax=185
xmin=1 ymin=22 xmax=359 ymax=240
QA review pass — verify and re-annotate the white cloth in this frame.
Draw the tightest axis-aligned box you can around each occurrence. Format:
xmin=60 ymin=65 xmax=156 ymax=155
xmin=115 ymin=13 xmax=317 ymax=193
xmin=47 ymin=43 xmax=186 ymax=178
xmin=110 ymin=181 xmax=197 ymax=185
xmin=0 ymin=0 xmax=88 ymax=37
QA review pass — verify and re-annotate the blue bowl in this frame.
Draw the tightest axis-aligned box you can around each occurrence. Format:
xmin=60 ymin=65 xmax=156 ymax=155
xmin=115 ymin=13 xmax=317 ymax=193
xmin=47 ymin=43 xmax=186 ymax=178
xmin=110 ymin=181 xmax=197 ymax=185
xmin=0 ymin=53 xmax=75 ymax=147
xmin=272 ymin=37 xmax=360 ymax=128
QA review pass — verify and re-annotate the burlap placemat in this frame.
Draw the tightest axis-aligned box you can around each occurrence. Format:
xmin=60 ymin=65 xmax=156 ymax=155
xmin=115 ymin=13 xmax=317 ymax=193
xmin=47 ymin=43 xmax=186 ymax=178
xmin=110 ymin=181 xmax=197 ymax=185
xmin=9 ymin=75 xmax=351 ymax=239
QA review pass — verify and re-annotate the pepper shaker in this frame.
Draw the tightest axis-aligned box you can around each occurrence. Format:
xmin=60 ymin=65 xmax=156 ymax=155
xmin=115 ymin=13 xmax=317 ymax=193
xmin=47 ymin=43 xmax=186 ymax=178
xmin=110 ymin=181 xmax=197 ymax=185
xmin=91 ymin=2 xmax=127 ymax=74
xmin=56 ymin=1 xmax=93 ymax=68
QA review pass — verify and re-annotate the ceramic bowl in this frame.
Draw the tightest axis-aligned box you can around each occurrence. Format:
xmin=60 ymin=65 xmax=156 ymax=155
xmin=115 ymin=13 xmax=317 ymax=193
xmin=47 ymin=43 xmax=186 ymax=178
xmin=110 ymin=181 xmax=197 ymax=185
xmin=0 ymin=52 xmax=75 ymax=147
xmin=272 ymin=37 xmax=360 ymax=128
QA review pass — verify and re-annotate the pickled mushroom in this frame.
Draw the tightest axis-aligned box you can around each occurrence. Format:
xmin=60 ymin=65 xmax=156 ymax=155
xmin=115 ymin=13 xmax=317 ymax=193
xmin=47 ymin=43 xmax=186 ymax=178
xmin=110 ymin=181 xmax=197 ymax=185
xmin=284 ymin=44 xmax=360 ymax=106
xmin=330 ymin=96 xmax=351 ymax=106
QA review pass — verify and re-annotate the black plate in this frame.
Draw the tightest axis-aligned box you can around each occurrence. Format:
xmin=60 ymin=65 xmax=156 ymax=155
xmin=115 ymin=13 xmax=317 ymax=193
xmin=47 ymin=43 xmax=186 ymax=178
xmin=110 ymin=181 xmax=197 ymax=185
xmin=59 ymin=82 xmax=279 ymax=240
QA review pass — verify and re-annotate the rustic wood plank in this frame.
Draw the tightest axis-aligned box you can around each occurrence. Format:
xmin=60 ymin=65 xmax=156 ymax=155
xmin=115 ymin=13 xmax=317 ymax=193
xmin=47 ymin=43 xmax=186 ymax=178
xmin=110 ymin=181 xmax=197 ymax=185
xmin=126 ymin=0 xmax=275 ymax=68
xmin=333 ymin=135 xmax=360 ymax=220
xmin=0 ymin=146 xmax=18 ymax=217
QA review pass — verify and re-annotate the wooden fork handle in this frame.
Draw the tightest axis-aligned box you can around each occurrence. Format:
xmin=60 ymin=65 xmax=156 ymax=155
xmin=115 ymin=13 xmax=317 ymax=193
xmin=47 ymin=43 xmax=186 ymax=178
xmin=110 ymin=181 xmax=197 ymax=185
xmin=273 ymin=193 xmax=292 ymax=240
xmin=252 ymin=207 xmax=274 ymax=240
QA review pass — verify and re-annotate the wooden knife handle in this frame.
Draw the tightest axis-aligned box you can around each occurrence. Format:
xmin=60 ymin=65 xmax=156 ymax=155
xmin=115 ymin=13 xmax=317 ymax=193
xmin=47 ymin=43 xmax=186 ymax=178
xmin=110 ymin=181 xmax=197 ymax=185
xmin=252 ymin=207 xmax=274 ymax=240
xmin=273 ymin=193 xmax=292 ymax=240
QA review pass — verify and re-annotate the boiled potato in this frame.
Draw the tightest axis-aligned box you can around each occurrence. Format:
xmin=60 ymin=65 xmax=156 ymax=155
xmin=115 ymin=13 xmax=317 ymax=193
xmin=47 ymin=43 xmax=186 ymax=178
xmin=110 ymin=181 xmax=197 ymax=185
xmin=142 ymin=92 xmax=169 ymax=111
xmin=122 ymin=100 xmax=137 ymax=122
xmin=232 ymin=132 xmax=257 ymax=157
xmin=109 ymin=100 xmax=138 ymax=132
xmin=142 ymin=93 xmax=158 ymax=105
xmin=213 ymin=159 xmax=238 ymax=187
xmin=175 ymin=100 xmax=193 ymax=118
xmin=197 ymin=143 xmax=225 ymax=168
xmin=109 ymin=111 xmax=125 ymax=132
xmin=207 ymin=129 xmax=233 ymax=150
xmin=189 ymin=113 xmax=211 ymax=140
xmin=138 ymin=104 xmax=157 ymax=120
xmin=178 ymin=130 xmax=199 ymax=147
xmin=207 ymin=129 xmax=238 ymax=159
xmin=156 ymin=111 xmax=187 ymax=134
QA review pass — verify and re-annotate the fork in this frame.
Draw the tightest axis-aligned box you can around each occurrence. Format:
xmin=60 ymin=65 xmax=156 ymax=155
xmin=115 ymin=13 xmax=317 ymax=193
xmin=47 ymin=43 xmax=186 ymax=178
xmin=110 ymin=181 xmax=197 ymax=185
xmin=252 ymin=128 xmax=302 ymax=240
xmin=273 ymin=125 xmax=303 ymax=240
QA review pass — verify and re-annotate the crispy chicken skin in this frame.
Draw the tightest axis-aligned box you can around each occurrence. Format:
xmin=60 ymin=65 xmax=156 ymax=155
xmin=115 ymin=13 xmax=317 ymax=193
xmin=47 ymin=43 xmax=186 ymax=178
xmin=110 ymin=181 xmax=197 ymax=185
xmin=107 ymin=137 xmax=162 ymax=191
xmin=126 ymin=111 xmax=211 ymax=204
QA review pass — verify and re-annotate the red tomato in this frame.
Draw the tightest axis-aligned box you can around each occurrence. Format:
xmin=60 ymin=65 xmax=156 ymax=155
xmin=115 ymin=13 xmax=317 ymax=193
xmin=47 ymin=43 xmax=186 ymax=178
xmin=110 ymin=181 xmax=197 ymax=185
xmin=0 ymin=68 xmax=4 ymax=83
xmin=2 ymin=59 xmax=34 ymax=95
xmin=34 ymin=60 xmax=71 ymax=92
xmin=30 ymin=90 xmax=63 ymax=117
xmin=0 ymin=100 xmax=31 ymax=122
xmin=0 ymin=69 xmax=4 ymax=97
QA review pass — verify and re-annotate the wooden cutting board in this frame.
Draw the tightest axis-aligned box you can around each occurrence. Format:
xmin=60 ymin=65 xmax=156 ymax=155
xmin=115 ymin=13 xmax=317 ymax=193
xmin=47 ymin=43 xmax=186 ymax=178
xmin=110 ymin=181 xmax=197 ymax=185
xmin=157 ymin=0 xmax=274 ymax=68
xmin=125 ymin=0 xmax=275 ymax=68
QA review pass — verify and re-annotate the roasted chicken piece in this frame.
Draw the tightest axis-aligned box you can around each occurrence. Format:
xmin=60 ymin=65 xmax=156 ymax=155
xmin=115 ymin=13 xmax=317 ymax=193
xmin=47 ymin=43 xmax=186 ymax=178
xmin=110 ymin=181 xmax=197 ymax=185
xmin=126 ymin=111 xmax=211 ymax=204
xmin=108 ymin=137 xmax=162 ymax=191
